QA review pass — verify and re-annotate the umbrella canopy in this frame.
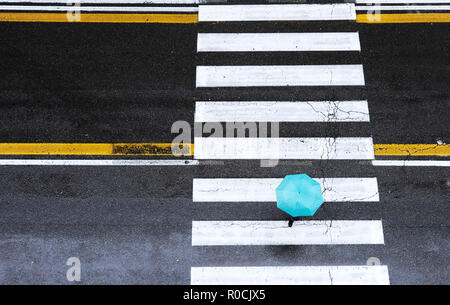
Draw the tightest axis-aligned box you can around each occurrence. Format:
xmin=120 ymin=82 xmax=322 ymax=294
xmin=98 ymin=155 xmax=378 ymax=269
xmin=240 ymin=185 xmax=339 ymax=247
xmin=276 ymin=174 xmax=324 ymax=217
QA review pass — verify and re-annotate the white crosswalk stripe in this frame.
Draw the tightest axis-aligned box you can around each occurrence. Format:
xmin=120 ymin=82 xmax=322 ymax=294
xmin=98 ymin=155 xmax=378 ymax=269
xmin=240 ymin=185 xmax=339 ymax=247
xmin=196 ymin=65 xmax=366 ymax=87
xmin=192 ymin=220 xmax=385 ymax=246
xmin=198 ymin=4 xmax=357 ymax=22
xmin=193 ymin=178 xmax=380 ymax=202
xmin=191 ymin=266 xmax=390 ymax=285
xmin=197 ymin=32 xmax=361 ymax=52
xmin=193 ymin=2 xmax=389 ymax=285
xmin=194 ymin=137 xmax=375 ymax=160
xmin=195 ymin=101 xmax=370 ymax=122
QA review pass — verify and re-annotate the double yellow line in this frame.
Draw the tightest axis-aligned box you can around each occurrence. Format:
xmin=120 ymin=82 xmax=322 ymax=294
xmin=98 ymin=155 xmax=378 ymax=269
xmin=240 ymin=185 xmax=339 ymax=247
xmin=1 ymin=12 xmax=449 ymax=23
xmin=0 ymin=143 xmax=448 ymax=156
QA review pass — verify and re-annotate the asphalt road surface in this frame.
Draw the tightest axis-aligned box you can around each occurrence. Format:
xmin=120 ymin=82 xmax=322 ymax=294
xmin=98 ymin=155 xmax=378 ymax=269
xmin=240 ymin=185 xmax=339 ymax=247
xmin=0 ymin=2 xmax=448 ymax=285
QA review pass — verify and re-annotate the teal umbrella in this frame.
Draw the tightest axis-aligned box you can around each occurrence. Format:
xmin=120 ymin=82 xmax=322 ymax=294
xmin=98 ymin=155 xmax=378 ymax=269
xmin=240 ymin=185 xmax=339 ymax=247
xmin=276 ymin=174 xmax=324 ymax=217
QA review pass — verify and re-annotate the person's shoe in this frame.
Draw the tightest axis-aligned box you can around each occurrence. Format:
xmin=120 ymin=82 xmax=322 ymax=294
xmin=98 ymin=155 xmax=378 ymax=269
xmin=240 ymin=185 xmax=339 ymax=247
xmin=288 ymin=220 xmax=294 ymax=227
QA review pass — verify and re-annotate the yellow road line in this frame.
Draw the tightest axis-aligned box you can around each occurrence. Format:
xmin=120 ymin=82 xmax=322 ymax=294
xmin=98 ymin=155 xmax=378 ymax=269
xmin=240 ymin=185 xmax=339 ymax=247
xmin=374 ymin=144 xmax=450 ymax=156
xmin=357 ymin=13 xmax=450 ymax=23
xmin=2 ymin=12 xmax=449 ymax=24
xmin=0 ymin=143 xmax=448 ymax=157
xmin=0 ymin=143 xmax=193 ymax=156
xmin=0 ymin=13 xmax=198 ymax=23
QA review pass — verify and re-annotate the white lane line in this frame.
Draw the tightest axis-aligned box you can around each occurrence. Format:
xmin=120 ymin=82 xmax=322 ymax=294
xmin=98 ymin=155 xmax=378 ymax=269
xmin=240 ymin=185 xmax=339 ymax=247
xmin=198 ymin=4 xmax=357 ymax=22
xmin=356 ymin=5 xmax=450 ymax=10
xmin=372 ymin=160 xmax=450 ymax=167
xmin=193 ymin=178 xmax=379 ymax=202
xmin=357 ymin=0 xmax=446 ymax=3
xmin=195 ymin=101 xmax=370 ymax=122
xmin=0 ymin=0 xmax=200 ymax=3
xmin=196 ymin=65 xmax=365 ymax=87
xmin=0 ymin=159 xmax=199 ymax=166
xmin=191 ymin=265 xmax=390 ymax=285
xmin=194 ymin=137 xmax=375 ymax=160
xmin=192 ymin=220 xmax=385 ymax=246
xmin=0 ymin=5 xmax=199 ymax=12
xmin=197 ymin=32 xmax=361 ymax=52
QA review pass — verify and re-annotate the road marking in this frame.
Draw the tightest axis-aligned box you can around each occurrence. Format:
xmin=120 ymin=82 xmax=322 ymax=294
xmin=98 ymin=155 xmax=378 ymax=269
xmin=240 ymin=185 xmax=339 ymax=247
xmin=195 ymin=101 xmax=370 ymax=122
xmin=3 ymin=159 xmax=447 ymax=167
xmin=357 ymin=13 xmax=450 ymax=23
xmin=0 ymin=13 xmax=198 ymax=23
xmin=192 ymin=220 xmax=385 ymax=246
xmin=193 ymin=178 xmax=379 ymax=202
xmin=194 ymin=137 xmax=375 ymax=160
xmin=191 ymin=265 xmax=390 ymax=285
xmin=0 ymin=0 xmax=200 ymax=3
xmin=8 ymin=143 xmax=445 ymax=158
xmin=356 ymin=5 xmax=450 ymax=11
xmin=357 ymin=0 xmax=447 ymax=3
xmin=0 ymin=6 xmax=199 ymax=12
xmin=0 ymin=143 xmax=193 ymax=156
xmin=198 ymin=4 xmax=356 ymax=22
xmin=374 ymin=144 xmax=450 ymax=156
xmin=0 ymin=159 xmax=198 ymax=166
xmin=197 ymin=32 xmax=361 ymax=52
xmin=372 ymin=160 xmax=450 ymax=167
xmin=196 ymin=65 xmax=365 ymax=87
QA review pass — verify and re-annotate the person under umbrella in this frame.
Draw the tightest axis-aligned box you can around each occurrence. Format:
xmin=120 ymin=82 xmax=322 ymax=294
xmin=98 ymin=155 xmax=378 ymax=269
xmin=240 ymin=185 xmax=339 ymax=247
xmin=276 ymin=174 xmax=324 ymax=227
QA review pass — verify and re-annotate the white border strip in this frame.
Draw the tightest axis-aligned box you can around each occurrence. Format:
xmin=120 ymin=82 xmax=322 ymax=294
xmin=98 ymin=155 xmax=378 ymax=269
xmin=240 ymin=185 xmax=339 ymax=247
xmin=198 ymin=4 xmax=357 ymax=22
xmin=372 ymin=160 xmax=450 ymax=167
xmin=356 ymin=5 xmax=450 ymax=10
xmin=191 ymin=265 xmax=390 ymax=285
xmin=193 ymin=178 xmax=380 ymax=202
xmin=194 ymin=137 xmax=375 ymax=160
xmin=0 ymin=5 xmax=199 ymax=12
xmin=197 ymin=32 xmax=361 ymax=52
xmin=357 ymin=0 xmax=447 ymax=4
xmin=196 ymin=65 xmax=365 ymax=87
xmin=0 ymin=0 xmax=201 ymax=3
xmin=195 ymin=101 xmax=370 ymax=122
xmin=192 ymin=220 xmax=385 ymax=246
xmin=0 ymin=159 xmax=199 ymax=166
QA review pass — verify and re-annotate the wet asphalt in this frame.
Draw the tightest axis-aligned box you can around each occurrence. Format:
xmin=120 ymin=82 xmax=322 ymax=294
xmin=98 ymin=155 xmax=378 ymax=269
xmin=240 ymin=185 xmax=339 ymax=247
xmin=0 ymin=21 xmax=448 ymax=284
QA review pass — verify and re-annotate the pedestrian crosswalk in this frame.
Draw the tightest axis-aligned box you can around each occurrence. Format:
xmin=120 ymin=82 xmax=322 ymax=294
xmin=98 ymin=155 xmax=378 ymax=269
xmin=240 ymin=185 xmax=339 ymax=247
xmin=198 ymin=4 xmax=357 ymax=21
xmin=197 ymin=32 xmax=362 ymax=52
xmin=192 ymin=2 xmax=389 ymax=285
xmin=196 ymin=64 xmax=366 ymax=87
xmin=191 ymin=265 xmax=390 ymax=285
xmin=195 ymin=101 xmax=370 ymax=122
xmin=193 ymin=178 xmax=380 ymax=202
xmin=194 ymin=137 xmax=375 ymax=160
xmin=192 ymin=220 xmax=385 ymax=246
